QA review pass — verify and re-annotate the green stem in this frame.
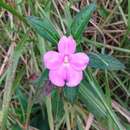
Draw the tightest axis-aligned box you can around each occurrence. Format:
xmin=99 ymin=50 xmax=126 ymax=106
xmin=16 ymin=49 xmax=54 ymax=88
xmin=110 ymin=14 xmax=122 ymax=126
xmin=64 ymin=102 xmax=71 ymax=130
xmin=45 ymin=96 xmax=54 ymax=130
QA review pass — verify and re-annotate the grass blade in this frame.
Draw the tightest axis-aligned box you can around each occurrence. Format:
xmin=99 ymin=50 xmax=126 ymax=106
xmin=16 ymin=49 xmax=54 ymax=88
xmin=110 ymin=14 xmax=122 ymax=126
xmin=84 ymin=70 xmax=124 ymax=130
xmin=1 ymin=35 xmax=29 ymax=129
xmin=0 ymin=0 xmax=27 ymax=24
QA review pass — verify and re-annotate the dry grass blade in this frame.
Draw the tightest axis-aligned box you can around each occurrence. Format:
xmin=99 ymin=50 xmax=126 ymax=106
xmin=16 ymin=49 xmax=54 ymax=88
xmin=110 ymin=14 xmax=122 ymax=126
xmin=0 ymin=43 xmax=13 ymax=76
xmin=85 ymin=113 xmax=94 ymax=130
xmin=1 ymin=42 xmax=15 ymax=130
xmin=112 ymin=100 xmax=130 ymax=123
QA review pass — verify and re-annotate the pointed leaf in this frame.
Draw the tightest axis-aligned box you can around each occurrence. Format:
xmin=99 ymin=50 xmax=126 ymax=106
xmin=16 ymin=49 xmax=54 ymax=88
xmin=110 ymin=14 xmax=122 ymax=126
xmin=26 ymin=16 xmax=59 ymax=44
xmin=88 ymin=52 xmax=125 ymax=70
xmin=71 ymin=3 xmax=96 ymax=40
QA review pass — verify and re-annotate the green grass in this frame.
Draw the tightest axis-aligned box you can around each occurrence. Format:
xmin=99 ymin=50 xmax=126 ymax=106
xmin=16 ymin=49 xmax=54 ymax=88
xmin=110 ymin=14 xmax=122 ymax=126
xmin=0 ymin=0 xmax=130 ymax=130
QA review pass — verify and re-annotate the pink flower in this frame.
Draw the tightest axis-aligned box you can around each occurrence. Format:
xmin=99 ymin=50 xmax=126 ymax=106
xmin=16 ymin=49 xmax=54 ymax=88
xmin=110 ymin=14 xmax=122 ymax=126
xmin=43 ymin=36 xmax=89 ymax=87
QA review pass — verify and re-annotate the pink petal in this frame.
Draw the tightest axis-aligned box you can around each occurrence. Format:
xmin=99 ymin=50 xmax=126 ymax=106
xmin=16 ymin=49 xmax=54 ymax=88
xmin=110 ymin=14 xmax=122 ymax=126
xmin=66 ymin=66 xmax=83 ymax=87
xmin=43 ymin=51 xmax=62 ymax=70
xmin=49 ymin=65 xmax=66 ymax=87
xmin=70 ymin=53 xmax=89 ymax=71
xmin=58 ymin=36 xmax=76 ymax=54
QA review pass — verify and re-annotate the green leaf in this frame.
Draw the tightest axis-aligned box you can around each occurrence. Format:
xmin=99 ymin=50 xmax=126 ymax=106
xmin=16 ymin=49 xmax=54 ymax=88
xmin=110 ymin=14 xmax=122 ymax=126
xmin=124 ymin=122 xmax=130 ymax=129
xmin=33 ymin=69 xmax=49 ymax=87
xmin=30 ymin=105 xmax=49 ymax=130
xmin=15 ymin=87 xmax=28 ymax=111
xmin=79 ymin=81 xmax=107 ymax=118
xmin=98 ymin=5 xmax=109 ymax=18
xmin=63 ymin=87 xmax=78 ymax=104
xmin=64 ymin=2 xmax=73 ymax=35
xmin=10 ymin=125 xmax=22 ymax=130
xmin=81 ymin=70 xmax=124 ymax=130
xmin=70 ymin=3 xmax=96 ymax=40
xmin=26 ymin=16 xmax=59 ymax=44
xmin=88 ymin=52 xmax=125 ymax=70
xmin=51 ymin=89 xmax=64 ymax=124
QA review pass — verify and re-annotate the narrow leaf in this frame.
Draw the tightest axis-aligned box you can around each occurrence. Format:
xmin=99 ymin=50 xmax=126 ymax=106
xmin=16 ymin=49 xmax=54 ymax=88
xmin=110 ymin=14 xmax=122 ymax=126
xmin=83 ymin=70 xmax=124 ymax=129
xmin=51 ymin=89 xmax=64 ymax=123
xmin=45 ymin=96 xmax=54 ymax=130
xmin=79 ymin=81 xmax=107 ymax=118
xmin=1 ymin=35 xmax=29 ymax=129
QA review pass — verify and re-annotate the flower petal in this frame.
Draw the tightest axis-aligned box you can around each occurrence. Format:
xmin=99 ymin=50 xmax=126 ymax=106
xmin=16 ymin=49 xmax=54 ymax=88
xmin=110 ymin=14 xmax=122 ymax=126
xmin=70 ymin=53 xmax=89 ymax=71
xmin=49 ymin=65 xmax=66 ymax=87
xmin=58 ymin=36 xmax=76 ymax=54
xmin=44 ymin=51 xmax=62 ymax=70
xmin=66 ymin=67 xmax=83 ymax=87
